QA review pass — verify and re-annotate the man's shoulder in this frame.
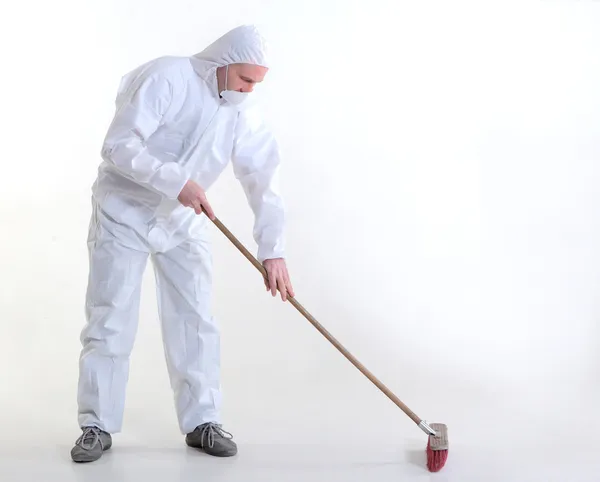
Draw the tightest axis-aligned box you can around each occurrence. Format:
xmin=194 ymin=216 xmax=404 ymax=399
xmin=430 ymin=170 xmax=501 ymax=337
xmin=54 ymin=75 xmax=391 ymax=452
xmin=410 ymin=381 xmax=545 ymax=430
xmin=136 ymin=56 xmax=194 ymax=81
xmin=115 ymin=56 xmax=197 ymax=102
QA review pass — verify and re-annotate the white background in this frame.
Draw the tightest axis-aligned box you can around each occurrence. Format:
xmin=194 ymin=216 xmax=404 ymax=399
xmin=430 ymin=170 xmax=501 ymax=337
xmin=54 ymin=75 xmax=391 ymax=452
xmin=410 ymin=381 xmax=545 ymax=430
xmin=0 ymin=0 xmax=599 ymax=480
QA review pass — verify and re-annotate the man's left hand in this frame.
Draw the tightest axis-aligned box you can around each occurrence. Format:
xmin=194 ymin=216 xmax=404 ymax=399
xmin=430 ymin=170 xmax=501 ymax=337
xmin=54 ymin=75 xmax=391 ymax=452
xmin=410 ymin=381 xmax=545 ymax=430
xmin=263 ymin=258 xmax=295 ymax=301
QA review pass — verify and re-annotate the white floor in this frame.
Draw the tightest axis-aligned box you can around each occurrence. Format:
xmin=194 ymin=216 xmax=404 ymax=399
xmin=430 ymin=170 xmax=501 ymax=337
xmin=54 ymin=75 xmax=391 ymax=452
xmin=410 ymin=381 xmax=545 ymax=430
xmin=1 ymin=376 xmax=599 ymax=482
xmin=1 ymin=433 xmax=599 ymax=482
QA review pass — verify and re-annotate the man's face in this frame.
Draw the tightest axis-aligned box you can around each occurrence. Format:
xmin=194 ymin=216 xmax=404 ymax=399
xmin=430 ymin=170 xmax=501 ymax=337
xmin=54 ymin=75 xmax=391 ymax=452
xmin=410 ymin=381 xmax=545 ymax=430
xmin=223 ymin=63 xmax=268 ymax=93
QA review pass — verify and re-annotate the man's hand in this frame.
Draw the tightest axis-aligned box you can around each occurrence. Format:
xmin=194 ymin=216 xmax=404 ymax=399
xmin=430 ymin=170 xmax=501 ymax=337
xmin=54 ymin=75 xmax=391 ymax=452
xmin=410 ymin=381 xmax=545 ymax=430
xmin=263 ymin=258 xmax=295 ymax=301
xmin=178 ymin=180 xmax=215 ymax=220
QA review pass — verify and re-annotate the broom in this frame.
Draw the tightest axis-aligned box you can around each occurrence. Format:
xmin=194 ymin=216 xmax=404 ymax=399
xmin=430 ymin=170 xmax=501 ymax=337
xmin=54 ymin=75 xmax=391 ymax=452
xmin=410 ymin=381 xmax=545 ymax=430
xmin=205 ymin=209 xmax=449 ymax=472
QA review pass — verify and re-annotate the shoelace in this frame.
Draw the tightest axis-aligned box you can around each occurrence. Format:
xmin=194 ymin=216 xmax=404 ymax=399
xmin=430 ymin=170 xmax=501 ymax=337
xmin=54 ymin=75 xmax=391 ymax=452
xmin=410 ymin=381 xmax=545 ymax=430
xmin=199 ymin=423 xmax=233 ymax=449
xmin=76 ymin=427 xmax=103 ymax=450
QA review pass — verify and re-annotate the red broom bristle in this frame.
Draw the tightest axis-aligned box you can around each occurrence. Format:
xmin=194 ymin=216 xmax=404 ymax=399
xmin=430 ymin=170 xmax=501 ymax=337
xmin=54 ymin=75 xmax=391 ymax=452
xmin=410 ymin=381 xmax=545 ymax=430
xmin=426 ymin=437 xmax=448 ymax=472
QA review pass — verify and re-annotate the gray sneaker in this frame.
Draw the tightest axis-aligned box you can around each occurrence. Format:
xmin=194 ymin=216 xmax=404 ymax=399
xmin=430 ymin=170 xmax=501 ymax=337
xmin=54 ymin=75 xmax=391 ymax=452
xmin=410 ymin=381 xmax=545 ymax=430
xmin=71 ymin=426 xmax=112 ymax=463
xmin=185 ymin=423 xmax=237 ymax=457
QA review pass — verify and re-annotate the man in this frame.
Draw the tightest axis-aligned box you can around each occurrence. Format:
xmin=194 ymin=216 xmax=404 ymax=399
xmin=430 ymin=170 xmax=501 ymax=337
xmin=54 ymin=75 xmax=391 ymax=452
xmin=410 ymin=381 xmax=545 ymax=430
xmin=71 ymin=25 xmax=293 ymax=463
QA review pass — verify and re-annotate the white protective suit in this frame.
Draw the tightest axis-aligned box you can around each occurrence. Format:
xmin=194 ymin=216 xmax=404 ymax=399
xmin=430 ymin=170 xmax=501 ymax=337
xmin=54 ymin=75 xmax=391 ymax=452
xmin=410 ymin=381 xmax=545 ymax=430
xmin=77 ymin=25 xmax=285 ymax=435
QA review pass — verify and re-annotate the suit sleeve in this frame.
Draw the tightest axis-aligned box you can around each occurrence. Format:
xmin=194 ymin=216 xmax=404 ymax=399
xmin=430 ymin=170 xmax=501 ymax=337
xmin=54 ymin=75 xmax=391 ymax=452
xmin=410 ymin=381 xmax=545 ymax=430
xmin=100 ymin=69 xmax=189 ymax=199
xmin=232 ymin=108 xmax=286 ymax=263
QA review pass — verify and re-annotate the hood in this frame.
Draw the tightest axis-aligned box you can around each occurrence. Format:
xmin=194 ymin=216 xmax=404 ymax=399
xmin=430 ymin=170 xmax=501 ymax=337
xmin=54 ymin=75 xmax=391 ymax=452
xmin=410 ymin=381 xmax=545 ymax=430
xmin=194 ymin=24 xmax=270 ymax=68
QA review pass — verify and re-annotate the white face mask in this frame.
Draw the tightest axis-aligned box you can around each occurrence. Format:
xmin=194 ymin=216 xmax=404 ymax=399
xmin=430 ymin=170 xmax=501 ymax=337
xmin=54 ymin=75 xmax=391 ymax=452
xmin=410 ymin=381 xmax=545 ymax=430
xmin=220 ymin=64 xmax=249 ymax=109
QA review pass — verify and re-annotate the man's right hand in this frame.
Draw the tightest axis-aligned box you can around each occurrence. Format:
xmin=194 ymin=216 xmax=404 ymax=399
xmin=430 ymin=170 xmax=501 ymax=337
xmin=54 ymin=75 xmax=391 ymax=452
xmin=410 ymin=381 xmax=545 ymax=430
xmin=177 ymin=180 xmax=216 ymax=220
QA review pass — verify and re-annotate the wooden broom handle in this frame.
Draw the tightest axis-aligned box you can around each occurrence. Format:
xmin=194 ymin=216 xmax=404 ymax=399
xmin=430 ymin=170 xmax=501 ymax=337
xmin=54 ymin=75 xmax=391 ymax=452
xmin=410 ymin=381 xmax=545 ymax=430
xmin=207 ymin=212 xmax=423 ymax=426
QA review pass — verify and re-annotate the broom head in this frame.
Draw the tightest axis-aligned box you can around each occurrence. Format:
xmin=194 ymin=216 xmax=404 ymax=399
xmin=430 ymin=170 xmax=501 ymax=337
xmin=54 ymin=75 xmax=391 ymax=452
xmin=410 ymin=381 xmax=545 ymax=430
xmin=426 ymin=422 xmax=448 ymax=472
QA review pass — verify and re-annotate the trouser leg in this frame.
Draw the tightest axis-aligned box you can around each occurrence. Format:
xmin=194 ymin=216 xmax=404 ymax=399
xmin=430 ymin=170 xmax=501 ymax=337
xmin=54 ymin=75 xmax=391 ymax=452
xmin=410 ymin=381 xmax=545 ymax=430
xmin=152 ymin=236 xmax=220 ymax=434
xmin=77 ymin=219 xmax=148 ymax=433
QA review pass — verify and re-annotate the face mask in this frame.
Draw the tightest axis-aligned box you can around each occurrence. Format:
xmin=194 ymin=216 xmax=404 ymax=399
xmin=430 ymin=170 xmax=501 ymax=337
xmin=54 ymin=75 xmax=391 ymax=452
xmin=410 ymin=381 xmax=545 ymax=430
xmin=220 ymin=65 xmax=249 ymax=109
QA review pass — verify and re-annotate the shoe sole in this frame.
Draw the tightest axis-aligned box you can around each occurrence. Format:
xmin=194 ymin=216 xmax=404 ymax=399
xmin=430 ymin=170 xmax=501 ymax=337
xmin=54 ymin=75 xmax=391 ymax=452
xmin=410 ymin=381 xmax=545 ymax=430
xmin=72 ymin=454 xmax=102 ymax=463
xmin=186 ymin=441 xmax=237 ymax=457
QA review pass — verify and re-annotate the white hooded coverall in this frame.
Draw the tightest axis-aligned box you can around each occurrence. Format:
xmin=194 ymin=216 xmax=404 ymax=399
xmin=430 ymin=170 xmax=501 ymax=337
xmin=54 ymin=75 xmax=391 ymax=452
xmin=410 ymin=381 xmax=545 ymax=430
xmin=77 ymin=25 xmax=285 ymax=435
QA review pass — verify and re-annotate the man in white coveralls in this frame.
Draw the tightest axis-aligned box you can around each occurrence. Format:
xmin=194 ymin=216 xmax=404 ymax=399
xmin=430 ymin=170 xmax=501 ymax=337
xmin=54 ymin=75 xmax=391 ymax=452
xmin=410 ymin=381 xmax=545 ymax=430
xmin=71 ymin=24 xmax=294 ymax=463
